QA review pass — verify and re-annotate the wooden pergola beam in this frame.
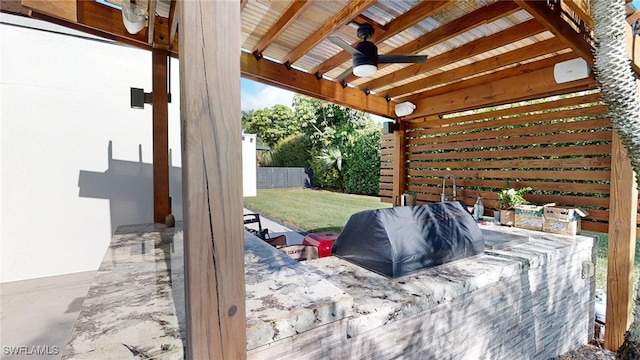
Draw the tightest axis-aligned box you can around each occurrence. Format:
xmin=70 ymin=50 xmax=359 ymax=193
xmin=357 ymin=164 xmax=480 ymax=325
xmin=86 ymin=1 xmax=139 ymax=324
xmin=407 ymin=65 xmax=596 ymax=119
xmin=148 ymin=0 xmax=156 ymax=44
xmin=251 ymin=0 xmax=311 ymax=56
xmin=362 ymin=18 xmax=546 ymax=93
xmin=283 ymin=0 xmax=375 ymax=67
xmin=405 ymin=52 xmax=578 ymax=105
xmin=152 ymin=48 xmax=170 ymax=224
xmin=391 ymin=37 xmax=568 ymax=100
xmin=21 ymin=0 xmax=77 ymax=22
xmin=311 ymin=1 xmax=453 ymax=76
xmin=241 ymin=52 xmax=394 ymax=118
xmin=341 ymin=1 xmax=520 ymax=85
xmin=179 ymin=0 xmax=246 ymax=359
xmin=515 ymin=0 xmax=594 ymax=64
xmin=606 ymin=130 xmax=638 ymax=351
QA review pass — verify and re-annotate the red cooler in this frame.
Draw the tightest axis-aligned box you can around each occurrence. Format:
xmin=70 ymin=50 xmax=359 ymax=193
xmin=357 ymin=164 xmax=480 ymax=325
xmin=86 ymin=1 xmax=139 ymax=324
xmin=302 ymin=231 xmax=339 ymax=258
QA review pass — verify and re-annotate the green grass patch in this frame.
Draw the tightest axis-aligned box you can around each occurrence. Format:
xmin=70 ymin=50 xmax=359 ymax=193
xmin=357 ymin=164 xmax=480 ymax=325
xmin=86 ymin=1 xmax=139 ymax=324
xmin=584 ymin=231 xmax=640 ymax=292
xmin=243 ymin=188 xmax=391 ymax=233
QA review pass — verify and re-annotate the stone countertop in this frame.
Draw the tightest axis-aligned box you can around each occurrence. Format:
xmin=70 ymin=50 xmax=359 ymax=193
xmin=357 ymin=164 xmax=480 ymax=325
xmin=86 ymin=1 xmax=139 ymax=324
xmin=306 ymin=224 xmax=596 ymax=337
xmin=244 ymin=232 xmax=352 ymax=350
xmin=62 ymin=223 xmax=352 ymax=358
xmin=62 ymin=222 xmax=595 ymax=358
xmin=61 ymin=223 xmax=186 ymax=360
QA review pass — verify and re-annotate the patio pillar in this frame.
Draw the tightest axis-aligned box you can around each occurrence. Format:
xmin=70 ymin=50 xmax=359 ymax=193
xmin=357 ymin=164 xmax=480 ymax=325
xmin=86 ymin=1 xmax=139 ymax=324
xmin=392 ymin=121 xmax=407 ymax=206
xmin=152 ymin=48 xmax=170 ymax=223
xmin=605 ymin=129 xmax=638 ymax=350
xmin=179 ymin=1 xmax=246 ymax=359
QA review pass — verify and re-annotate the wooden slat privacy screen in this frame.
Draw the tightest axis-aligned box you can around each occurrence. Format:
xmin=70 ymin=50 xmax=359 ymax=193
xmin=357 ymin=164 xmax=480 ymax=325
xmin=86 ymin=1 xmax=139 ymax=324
xmin=379 ymin=91 xmax=637 ymax=234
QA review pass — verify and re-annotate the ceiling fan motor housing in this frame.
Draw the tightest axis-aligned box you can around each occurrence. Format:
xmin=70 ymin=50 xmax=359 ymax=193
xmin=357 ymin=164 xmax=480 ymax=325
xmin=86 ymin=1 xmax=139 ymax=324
xmin=354 ymin=41 xmax=378 ymax=68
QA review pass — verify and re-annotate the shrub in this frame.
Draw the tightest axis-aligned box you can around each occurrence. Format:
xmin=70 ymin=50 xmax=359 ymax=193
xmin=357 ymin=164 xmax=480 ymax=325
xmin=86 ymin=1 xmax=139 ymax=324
xmin=271 ymin=134 xmax=311 ymax=167
xmin=343 ymin=129 xmax=381 ymax=195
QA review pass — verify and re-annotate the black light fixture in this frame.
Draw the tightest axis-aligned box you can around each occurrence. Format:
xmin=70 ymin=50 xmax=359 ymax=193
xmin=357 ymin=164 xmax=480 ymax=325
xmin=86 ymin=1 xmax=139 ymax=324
xmin=383 ymin=121 xmax=400 ymax=135
xmin=130 ymin=87 xmax=152 ymax=109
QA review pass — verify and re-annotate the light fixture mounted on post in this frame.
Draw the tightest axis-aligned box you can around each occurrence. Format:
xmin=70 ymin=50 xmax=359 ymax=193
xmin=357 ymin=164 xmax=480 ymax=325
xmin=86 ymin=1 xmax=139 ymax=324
xmin=131 ymin=87 xmax=153 ymax=109
xmin=394 ymin=101 xmax=416 ymax=117
xmin=383 ymin=121 xmax=400 ymax=135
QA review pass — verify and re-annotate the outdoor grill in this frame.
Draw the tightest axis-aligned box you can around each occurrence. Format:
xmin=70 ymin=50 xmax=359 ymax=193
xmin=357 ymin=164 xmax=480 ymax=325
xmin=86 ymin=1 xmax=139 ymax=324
xmin=332 ymin=201 xmax=484 ymax=278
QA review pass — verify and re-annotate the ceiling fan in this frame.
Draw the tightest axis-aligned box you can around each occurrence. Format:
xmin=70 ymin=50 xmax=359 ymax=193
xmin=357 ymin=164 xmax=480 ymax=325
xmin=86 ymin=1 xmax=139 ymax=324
xmin=328 ymin=23 xmax=428 ymax=81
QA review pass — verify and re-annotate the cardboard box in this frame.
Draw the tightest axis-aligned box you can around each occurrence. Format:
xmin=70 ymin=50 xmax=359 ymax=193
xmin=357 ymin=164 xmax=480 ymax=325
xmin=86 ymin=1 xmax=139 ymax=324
xmin=542 ymin=206 xmax=588 ymax=236
xmin=514 ymin=204 xmax=544 ymax=231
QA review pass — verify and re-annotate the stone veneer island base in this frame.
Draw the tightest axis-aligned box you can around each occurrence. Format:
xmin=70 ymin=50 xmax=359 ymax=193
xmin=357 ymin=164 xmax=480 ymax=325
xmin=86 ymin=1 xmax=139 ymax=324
xmin=62 ymin=222 xmax=596 ymax=360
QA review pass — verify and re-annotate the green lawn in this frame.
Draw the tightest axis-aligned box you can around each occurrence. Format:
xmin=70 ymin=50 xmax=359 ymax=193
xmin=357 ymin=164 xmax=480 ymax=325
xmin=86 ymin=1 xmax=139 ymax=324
xmin=244 ymin=189 xmax=637 ymax=292
xmin=243 ymin=188 xmax=391 ymax=233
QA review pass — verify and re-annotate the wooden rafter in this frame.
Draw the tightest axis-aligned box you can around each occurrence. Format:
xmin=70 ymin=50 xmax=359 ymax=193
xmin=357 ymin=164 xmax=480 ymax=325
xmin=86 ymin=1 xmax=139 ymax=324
xmin=408 ymin=65 xmax=596 ymax=119
xmin=391 ymin=37 xmax=568 ymax=100
xmin=283 ymin=0 xmax=375 ymax=67
xmin=21 ymin=0 xmax=77 ymax=22
xmin=148 ymin=0 xmax=156 ymax=44
xmin=515 ymin=0 xmax=594 ymax=64
xmin=405 ymin=52 xmax=578 ymax=104
xmin=311 ymin=1 xmax=454 ymax=76
xmin=252 ymin=0 xmax=311 ymax=57
xmin=241 ymin=52 xmax=393 ymax=118
xmin=341 ymin=1 xmax=520 ymax=85
xmin=361 ymin=18 xmax=545 ymax=93
xmin=168 ymin=0 xmax=178 ymax=52
xmin=76 ymin=1 xmax=148 ymax=45
xmin=563 ymin=0 xmax=594 ymax=28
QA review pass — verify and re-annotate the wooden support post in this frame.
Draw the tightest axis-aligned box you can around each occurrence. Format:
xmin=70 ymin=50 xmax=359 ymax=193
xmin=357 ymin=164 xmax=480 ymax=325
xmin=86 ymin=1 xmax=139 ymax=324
xmin=152 ymin=48 xmax=170 ymax=223
xmin=605 ymin=129 xmax=638 ymax=351
xmin=392 ymin=122 xmax=407 ymax=206
xmin=179 ymin=1 xmax=246 ymax=359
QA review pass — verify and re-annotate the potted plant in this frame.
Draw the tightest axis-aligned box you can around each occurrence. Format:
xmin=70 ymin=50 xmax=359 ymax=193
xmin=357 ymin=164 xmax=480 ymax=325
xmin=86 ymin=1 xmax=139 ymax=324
xmin=496 ymin=185 xmax=531 ymax=226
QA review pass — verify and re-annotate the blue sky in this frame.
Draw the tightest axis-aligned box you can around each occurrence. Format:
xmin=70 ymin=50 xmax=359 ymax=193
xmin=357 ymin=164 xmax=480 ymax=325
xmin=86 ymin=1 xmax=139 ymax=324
xmin=241 ymin=78 xmax=295 ymax=111
xmin=241 ymin=78 xmax=389 ymax=123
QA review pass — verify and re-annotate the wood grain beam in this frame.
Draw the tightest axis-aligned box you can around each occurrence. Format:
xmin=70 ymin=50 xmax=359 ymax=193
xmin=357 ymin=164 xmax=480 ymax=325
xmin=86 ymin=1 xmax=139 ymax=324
xmin=405 ymin=52 xmax=577 ymax=104
xmin=311 ymin=1 xmax=454 ymax=76
xmin=76 ymin=0 xmax=148 ymax=44
xmin=341 ymin=1 xmax=520 ymax=85
xmin=606 ymin=130 xmax=638 ymax=351
xmin=392 ymin=122 xmax=407 ymax=207
xmin=179 ymin=0 xmax=246 ymax=359
xmin=252 ymin=0 xmax=311 ymax=56
xmin=563 ymin=0 xmax=594 ymax=28
xmin=515 ymin=0 xmax=594 ymax=64
xmin=169 ymin=0 xmax=178 ymax=46
xmin=148 ymin=0 xmax=157 ymax=44
xmin=407 ymin=65 xmax=596 ymax=119
xmin=362 ymin=18 xmax=546 ymax=92
xmin=283 ymin=0 xmax=375 ymax=67
xmin=152 ymin=48 xmax=170 ymax=223
xmin=241 ymin=52 xmax=394 ymax=118
xmin=21 ymin=0 xmax=77 ymax=22
xmin=389 ymin=30 xmax=566 ymax=100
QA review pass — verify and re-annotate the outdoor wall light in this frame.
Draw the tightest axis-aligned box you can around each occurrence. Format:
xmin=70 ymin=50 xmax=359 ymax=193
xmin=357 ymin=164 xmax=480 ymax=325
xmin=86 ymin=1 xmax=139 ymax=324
xmin=553 ymin=58 xmax=590 ymax=84
xmin=394 ymin=101 xmax=416 ymax=117
xmin=131 ymin=88 xmax=152 ymax=109
xmin=383 ymin=121 xmax=400 ymax=135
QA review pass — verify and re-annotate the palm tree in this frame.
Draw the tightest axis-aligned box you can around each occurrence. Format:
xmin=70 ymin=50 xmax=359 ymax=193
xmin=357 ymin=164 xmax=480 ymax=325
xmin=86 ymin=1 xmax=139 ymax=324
xmin=591 ymin=0 xmax=640 ymax=358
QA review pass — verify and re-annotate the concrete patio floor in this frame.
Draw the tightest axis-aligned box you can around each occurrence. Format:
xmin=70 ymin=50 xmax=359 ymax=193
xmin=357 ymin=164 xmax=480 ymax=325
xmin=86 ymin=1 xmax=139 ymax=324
xmin=1 ymin=270 xmax=96 ymax=360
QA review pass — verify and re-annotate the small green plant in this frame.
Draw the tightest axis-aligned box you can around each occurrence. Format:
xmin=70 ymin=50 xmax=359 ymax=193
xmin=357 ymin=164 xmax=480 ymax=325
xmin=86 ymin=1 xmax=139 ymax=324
xmin=497 ymin=184 xmax=532 ymax=210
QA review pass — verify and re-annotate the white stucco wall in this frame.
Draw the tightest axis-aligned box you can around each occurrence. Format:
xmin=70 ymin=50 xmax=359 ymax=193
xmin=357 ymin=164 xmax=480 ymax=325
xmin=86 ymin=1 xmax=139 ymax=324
xmin=242 ymin=134 xmax=258 ymax=197
xmin=0 ymin=15 xmax=183 ymax=282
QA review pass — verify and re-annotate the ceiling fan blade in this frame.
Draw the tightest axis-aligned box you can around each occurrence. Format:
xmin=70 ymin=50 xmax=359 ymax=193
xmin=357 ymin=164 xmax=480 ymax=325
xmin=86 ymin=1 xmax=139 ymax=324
xmin=328 ymin=36 xmax=362 ymax=56
xmin=378 ymin=54 xmax=428 ymax=64
xmin=334 ymin=66 xmax=353 ymax=82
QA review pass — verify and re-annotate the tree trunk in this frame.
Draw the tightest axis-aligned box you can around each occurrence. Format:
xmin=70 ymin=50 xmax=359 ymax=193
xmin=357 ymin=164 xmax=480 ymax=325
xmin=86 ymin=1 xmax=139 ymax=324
xmin=590 ymin=0 xmax=640 ymax=358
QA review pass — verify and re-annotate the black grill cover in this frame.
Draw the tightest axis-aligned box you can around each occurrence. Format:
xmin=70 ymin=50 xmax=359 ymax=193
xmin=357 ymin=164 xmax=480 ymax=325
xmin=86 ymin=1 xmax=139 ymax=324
xmin=331 ymin=201 xmax=484 ymax=278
